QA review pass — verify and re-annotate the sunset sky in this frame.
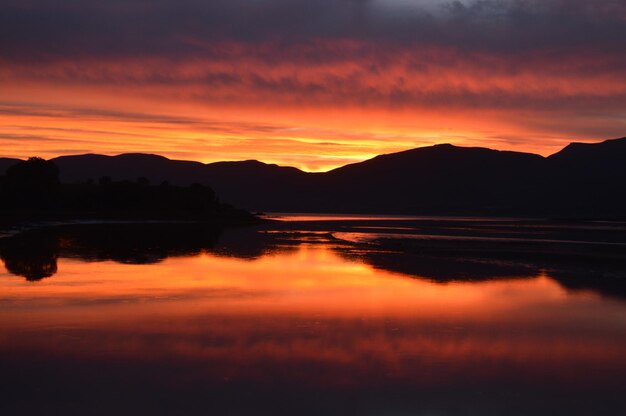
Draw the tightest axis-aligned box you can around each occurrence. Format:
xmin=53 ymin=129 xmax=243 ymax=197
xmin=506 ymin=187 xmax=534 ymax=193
xmin=1 ymin=0 xmax=625 ymax=171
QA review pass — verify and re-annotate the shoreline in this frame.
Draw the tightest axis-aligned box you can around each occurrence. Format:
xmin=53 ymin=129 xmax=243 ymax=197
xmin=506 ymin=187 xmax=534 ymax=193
xmin=0 ymin=212 xmax=266 ymax=240
xmin=1 ymin=215 xmax=624 ymax=298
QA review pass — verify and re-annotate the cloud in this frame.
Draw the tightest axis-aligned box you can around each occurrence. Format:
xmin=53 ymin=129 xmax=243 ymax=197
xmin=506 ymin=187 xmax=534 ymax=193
xmin=0 ymin=101 xmax=433 ymax=170
xmin=1 ymin=0 xmax=625 ymax=61
xmin=2 ymin=1 xmax=624 ymax=114
xmin=0 ymin=0 xmax=624 ymax=169
xmin=2 ymin=41 xmax=625 ymax=114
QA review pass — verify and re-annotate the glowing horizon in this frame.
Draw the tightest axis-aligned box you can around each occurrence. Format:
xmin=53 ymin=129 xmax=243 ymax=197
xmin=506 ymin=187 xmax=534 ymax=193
xmin=1 ymin=1 xmax=625 ymax=172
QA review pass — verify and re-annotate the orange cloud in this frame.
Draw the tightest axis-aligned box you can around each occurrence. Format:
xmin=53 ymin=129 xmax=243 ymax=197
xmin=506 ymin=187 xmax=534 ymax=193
xmin=1 ymin=41 xmax=625 ymax=170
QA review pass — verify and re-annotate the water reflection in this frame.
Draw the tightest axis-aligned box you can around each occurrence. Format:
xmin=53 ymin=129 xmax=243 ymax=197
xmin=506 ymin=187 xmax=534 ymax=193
xmin=1 ymin=231 xmax=58 ymax=280
xmin=0 ymin=223 xmax=279 ymax=280
xmin=0 ymin=221 xmax=625 ymax=415
xmin=2 ymin=222 xmax=625 ymax=300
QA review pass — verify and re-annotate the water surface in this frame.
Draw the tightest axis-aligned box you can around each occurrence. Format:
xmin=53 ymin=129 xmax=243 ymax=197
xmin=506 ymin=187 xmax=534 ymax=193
xmin=1 ymin=217 xmax=625 ymax=415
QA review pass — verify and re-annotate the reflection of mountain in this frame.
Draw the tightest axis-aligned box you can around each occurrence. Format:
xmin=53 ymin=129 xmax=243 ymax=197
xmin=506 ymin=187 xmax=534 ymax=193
xmin=549 ymin=269 xmax=626 ymax=300
xmin=357 ymin=251 xmax=538 ymax=281
xmin=57 ymin=223 xmax=223 ymax=264
xmin=346 ymin=238 xmax=626 ymax=300
xmin=1 ymin=223 xmax=625 ymax=300
xmin=2 ymin=137 xmax=625 ymax=217
xmin=0 ymin=224 xmax=221 ymax=280
xmin=0 ymin=223 xmax=293 ymax=280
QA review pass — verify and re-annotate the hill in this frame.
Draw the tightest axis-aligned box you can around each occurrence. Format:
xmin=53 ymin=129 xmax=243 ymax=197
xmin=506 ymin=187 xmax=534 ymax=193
xmin=1 ymin=138 xmax=625 ymax=218
xmin=48 ymin=153 xmax=308 ymax=210
xmin=318 ymin=144 xmax=547 ymax=214
xmin=0 ymin=158 xmax=22 ymax=175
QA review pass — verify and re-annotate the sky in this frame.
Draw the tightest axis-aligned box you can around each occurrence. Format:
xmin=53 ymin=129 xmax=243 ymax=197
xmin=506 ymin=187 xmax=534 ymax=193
xmin=1 ymin=0 xmax=625 ymax=171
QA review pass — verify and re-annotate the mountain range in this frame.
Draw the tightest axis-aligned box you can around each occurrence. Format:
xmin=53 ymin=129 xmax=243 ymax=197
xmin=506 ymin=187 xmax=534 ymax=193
xmin=2 ymin=137 xmax=625 ymax=218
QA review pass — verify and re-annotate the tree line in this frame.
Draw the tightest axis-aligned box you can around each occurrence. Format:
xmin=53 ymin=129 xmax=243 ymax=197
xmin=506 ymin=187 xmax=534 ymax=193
xmin=0 ymin=157 xmax=251 ymax=220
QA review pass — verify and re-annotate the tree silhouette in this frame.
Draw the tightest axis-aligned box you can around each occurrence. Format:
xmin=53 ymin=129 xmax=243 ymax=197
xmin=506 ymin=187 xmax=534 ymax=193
xmin=0 ymin=156 xmax=253 ymax=221
xmin=6 ymin=157 xmax=59 ymax=191
xmin=4 ymin=157 xmax=60 ymax=208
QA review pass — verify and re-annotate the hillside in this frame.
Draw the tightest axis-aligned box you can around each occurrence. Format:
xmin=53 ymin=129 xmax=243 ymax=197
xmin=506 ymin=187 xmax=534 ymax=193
xmin=1 ymin=138 xmax=625 ymax=217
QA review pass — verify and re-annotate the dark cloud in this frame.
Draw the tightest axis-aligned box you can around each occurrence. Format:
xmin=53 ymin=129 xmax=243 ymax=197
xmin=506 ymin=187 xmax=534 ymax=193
xmin=1 ymin=0 xmax=624 ymax=154
xmin=1 ymin=0 xmax=624 ymax=61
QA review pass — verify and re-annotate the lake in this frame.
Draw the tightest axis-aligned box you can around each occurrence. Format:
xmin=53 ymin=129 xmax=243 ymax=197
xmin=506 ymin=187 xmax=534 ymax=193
xmin=1 ymin=215 xmax=625 ymax=415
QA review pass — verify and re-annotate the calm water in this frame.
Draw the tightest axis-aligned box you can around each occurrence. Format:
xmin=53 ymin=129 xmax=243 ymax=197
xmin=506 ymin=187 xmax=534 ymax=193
xmin=1 ymin=216 xmax=625 ymax=415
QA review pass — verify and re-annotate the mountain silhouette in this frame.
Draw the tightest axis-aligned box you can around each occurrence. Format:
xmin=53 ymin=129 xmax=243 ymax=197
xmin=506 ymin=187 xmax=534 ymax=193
xmin=1 ymin=138 xmax=625 ymax=218
xmin=543 ymin=138 xmax=626 ymax=218
xmin=45 ymin=153 xmax=307 ymax=211
xmin=317 ymin=143 xmax=547 ymax=214
xmin=0 ymin=158 xmax=21 ymax=174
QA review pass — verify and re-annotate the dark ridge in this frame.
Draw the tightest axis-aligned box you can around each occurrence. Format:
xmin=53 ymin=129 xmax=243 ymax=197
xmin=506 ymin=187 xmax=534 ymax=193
xmin=0 ymin=158 xmax=21 ymax=175
xmin=51 ymin=153 xmax=208 ymax=185
xmin=548 ymin=137 xmax=626 ymax=161
xmin=0 ymin=157 xmax=258 ymax=226
xmin=541 ymin=137 xmax=626 ymax=218
xmin=3 ymin=137 xmax=626 ymax=218
xmin=49 ymin=153 xmax=310 ymax=211
xmin=314 ymin=143 xmax=548 ymax=215
xmin=329 ymin=143 xmax=544 ymax=176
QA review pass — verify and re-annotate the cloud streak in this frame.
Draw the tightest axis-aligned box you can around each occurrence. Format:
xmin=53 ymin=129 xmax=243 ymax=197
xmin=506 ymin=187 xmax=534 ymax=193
xmin=0 ymin=0 xmax=624 ymax=169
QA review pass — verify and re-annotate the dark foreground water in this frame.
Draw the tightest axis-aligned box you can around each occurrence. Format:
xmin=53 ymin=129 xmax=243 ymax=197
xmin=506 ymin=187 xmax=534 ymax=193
xmin=1 ymin=215 xmax=625 ymax=415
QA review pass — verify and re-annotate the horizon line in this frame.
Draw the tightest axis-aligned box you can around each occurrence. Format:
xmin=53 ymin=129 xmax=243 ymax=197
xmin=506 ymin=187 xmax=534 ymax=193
xmin=2 ymin=136 xmax=624 ymax=174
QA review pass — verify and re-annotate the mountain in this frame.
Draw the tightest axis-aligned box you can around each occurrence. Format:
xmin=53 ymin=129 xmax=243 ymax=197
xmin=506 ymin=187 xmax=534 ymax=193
xmin=549 ymin=137 xmax=626 ymax=166
xmin=318 ymin=144 xmax=547 ymax=214
xmin=52 ymin=153 xmax=208 ymax=184
xmin=49 ymin=153 xmax=309 ymax=210
xmin=2 ymin=138 xmax=625 ymax=217
xmin=543 ymin=137 xmax=626 ymax=218
xmin=0 ymin=158 xmax=21 ymax=174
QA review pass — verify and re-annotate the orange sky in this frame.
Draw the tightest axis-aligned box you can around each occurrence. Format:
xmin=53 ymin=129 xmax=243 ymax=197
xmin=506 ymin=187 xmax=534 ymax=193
xmin=1 ymin=2 xmax=625 ymax=171
xmin=1 ymin=71 xmax=622 ymax=171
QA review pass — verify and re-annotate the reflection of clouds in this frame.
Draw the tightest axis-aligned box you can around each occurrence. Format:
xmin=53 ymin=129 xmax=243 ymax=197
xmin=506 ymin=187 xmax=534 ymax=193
xmin=3 ymin=221 xmax=626 ymax=300
xmin=2 ymin=311 xmax=625 ymax=388
xmin=1 ymin=226 xmax=625 ymax=414
xmin=1 ymin=232 xmax=626 ymax=395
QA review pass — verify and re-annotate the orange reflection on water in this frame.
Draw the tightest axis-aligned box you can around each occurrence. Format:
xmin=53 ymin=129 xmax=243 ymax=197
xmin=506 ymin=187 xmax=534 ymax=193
xmin=1 ymin=243 xmax=625 ymax=389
